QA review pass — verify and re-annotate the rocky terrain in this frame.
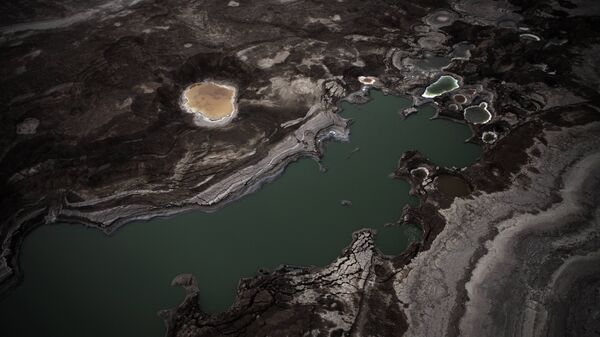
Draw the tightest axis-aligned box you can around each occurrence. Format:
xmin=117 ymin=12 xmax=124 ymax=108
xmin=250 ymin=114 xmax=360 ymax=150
xmin=1 ymin=0 xmax=599 ymax=336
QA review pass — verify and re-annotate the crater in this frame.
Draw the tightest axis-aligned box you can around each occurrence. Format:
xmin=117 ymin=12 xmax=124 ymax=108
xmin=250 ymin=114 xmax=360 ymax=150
xmin=422 ymin=75 xmax=460 ymax=98
xmin=482 ymin=131 xmax=499 ymax=144
xmin=425 ymin=10 xmax=458 ymax=28
xmin=464 ymin=102 xmax=493 ymax=124
xmin=181 ymin=81 xmax=238 ymax=126
xmin=453 ymin=94 xmax=467 ymax=104
xmin=358 ymin=76 xmax=378 ymax=85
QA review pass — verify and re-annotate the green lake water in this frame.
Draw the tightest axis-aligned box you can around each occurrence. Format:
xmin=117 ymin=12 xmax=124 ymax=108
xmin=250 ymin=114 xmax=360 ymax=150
xmin=422 ymin=75 xmax=459 ymax=98
xmin=0 ymin=91 xmax=481 ymax=337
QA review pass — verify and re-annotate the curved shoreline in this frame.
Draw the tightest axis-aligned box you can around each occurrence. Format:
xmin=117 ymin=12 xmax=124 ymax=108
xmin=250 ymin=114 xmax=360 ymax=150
xmin=396 ymin=119 xmax=600 ymax=337
xmin=0 ymin=89 xmax=352 ymax=296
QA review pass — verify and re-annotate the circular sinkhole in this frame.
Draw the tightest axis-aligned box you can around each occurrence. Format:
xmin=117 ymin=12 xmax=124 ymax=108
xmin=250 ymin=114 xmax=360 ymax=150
xmin=464 ymin=102 xmax=492 ymax=124
xmin=422 ymin=75 xmax=460 ymax=99
xmin=424 ymin=10 xmax=458 ymax=28
xmin=482 ymin=131 xmax=499 ymax=144
xmin=410 ymin=167 xmax=430 ymax=180
xmin=180 ymin=81 xmax=239 ymax=127
xmin=435 ymin=174 xmax=471 ymax=198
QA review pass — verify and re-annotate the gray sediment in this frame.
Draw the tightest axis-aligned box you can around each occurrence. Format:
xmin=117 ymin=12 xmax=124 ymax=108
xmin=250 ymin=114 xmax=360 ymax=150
xmin=395 ymin=121 xmax=600 ymax=337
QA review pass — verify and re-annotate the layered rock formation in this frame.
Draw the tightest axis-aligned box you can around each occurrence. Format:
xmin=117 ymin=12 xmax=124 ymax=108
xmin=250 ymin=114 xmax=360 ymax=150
xmin=160 ymin=106 xmax=600 ymax=337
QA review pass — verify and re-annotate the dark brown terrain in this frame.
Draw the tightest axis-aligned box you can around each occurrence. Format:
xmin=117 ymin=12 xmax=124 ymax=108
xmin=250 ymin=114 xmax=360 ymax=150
xmin=1 ymin=0 xmax=599 ymax=336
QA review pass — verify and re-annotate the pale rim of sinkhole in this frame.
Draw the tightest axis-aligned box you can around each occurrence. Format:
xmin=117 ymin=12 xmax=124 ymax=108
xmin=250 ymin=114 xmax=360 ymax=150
xmin=358 ymin=76 xmax=378 ymax=85
xmin=463 ymin=102 xmax=493 ymax=125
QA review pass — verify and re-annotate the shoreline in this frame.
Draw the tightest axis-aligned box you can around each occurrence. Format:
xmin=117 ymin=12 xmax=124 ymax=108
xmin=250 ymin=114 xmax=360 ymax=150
xmin=156 ymin=107 xmax=600 ymax=337
xmin=0 ymin=88 xmax=354 ymax=297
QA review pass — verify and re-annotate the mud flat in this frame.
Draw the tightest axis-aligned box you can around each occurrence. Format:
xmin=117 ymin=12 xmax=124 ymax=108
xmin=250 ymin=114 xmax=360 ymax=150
xmin=463 ymin=102 xmax=492 ymax=124
xmin=181 ymin=82 xmax=238 ymax=127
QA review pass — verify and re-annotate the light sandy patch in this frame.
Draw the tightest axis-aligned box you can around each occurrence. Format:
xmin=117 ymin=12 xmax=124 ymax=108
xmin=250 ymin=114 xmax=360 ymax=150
xmin=181 ymin=81 xmax=238 ymax=127
xmin=257 ymin=50 xmax=290 ymax=69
